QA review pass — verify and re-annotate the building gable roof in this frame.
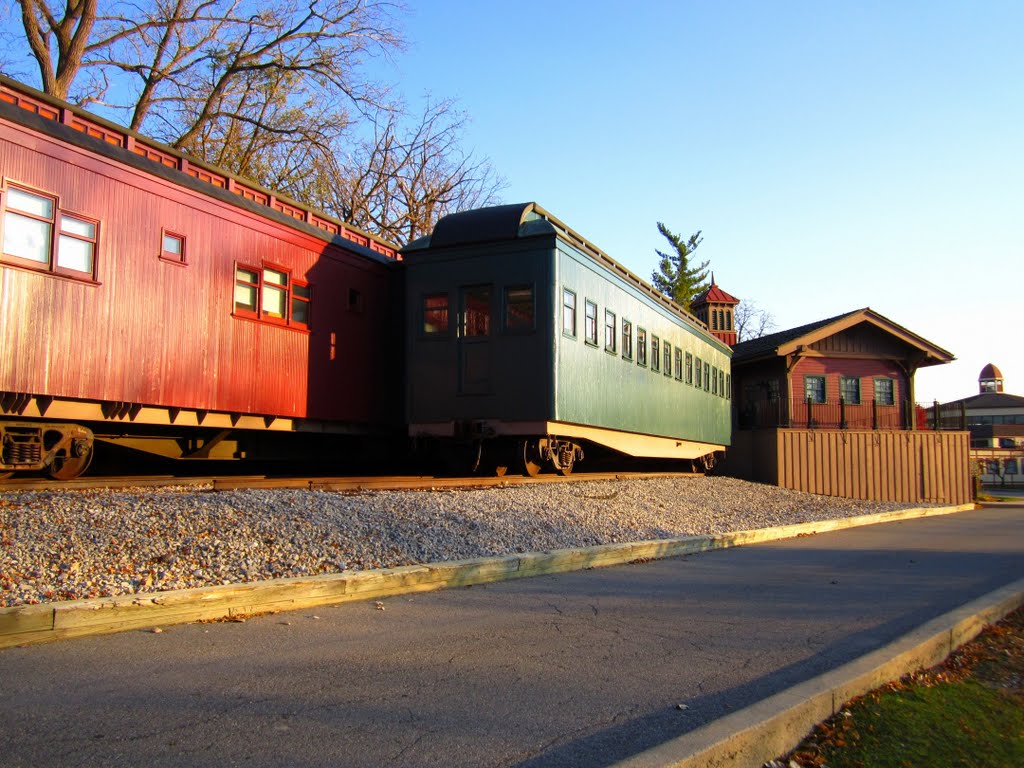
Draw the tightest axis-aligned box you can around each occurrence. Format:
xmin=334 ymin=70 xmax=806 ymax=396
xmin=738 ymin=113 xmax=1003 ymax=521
xmin=731 ymin=307 xmax=954 ymax=368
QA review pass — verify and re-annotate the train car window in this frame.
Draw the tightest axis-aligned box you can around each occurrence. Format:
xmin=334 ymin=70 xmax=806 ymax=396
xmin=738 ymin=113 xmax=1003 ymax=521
xmin=651 ymin=336 xmax=660 ymax=372
xmin=348 ymin=288 xmax=364 ymax=313
xmin=726 ymin=374 xmax=732 ymax=399
xmin=621 ymin=320 xmax=633 ymax=360
xmin=695 ymin=357 xmax=702 ymax=388
xmin=674 ymin=348 xmax=682 ymax=380
xmin=232 ymin=263 xmax=310 ymax=330
xmin=712 ymin=366 xmax=719 ymax=395
xmin=56 ymin=215 xmax=97 ymax=275
xmin=291 ymin=283 xmax=311 ymax=328
xmin=463 ymin=285 xmax=491 ymax=337
xmin=604 ymin=310 xmax=616 ymax=353
xmin=422 ymin=294 xmax=450 ymax=334
xmin=2 ymin=185 xmax=100 ymax=280
xmin=637 ymin=328 xmax=647 ymax=366
xmin=234 ymin=266 xmax=260 ymax=314
xmin=584 ymin=300 xmax=598 ymax=346
xmin=663 ymin=343 xmax=672 ymax=377
xmin=261 ymin=268 xmax=288 ymax=320
xmin=562 ymin=289 xmax=577 ymax=337
xmin=704 ymin=362 xmax=711 ymax=392
xmin=505 ymin=286 xmax=534 ymax=331
xmin=685 ymin=352 xmax=693 ymax=384
xmin=720 ymin=369 xmax=726 ymax=398
xmin=2 ymin=187 xmax=53 ymax=264
xmin=160 ymin=230 xmax=186 ymax=264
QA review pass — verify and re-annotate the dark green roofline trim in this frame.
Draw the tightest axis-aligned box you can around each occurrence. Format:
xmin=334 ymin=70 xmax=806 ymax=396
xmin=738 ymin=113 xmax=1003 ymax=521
xmin=0 ymin=73 xmax=399 ymax=257
xmin=404 ymin=202 xmax=732 ymax=356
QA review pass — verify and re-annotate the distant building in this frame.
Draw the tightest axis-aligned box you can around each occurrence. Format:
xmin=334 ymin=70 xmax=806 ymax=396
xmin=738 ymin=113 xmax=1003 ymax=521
xmin=936 ymin=365 xmax=1024 ymax=486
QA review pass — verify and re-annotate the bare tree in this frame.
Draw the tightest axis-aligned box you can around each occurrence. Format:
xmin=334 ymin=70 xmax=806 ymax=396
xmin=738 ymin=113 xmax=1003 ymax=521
xmin=7 ymin=1 xmax=506 ymax=243
xmin=734 ymin=299 xmax=777 ymax=342
xmin=303 ymin=98 xmax=506 ymax=244
xmin=12 ymin=0 xmax=402 ymax=152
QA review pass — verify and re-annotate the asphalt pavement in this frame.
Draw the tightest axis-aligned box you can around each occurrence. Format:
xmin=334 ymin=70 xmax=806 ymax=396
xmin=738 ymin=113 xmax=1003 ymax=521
xmin=2 ymin=504 xmax=1022 ymax=768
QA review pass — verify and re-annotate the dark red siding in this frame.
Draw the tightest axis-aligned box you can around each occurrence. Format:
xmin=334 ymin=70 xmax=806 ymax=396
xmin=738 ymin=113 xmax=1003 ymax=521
xmin=0 ymin=115 xmax=399 ymax=428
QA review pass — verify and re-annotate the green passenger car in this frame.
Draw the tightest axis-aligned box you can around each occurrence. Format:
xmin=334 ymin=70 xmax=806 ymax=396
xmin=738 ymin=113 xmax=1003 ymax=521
xmin=402 ymin=203 xmax=732 ymax=475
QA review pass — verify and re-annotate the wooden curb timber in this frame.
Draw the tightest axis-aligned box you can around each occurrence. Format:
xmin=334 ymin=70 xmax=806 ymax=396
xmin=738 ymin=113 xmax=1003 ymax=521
xmin=0 ymin=503 xmax=975 ymax=649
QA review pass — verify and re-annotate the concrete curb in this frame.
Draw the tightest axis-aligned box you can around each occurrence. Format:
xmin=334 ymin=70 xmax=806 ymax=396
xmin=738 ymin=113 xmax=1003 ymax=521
xmin=612 ymin=576 xmax=1024 ymax=768
xmin=0 ymin=502 xmax=975 ymax=649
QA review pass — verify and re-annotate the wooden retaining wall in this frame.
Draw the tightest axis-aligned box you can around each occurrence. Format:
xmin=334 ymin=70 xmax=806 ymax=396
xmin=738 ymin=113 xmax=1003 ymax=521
xmin=725 ymin=429 xmax=971 ymax=505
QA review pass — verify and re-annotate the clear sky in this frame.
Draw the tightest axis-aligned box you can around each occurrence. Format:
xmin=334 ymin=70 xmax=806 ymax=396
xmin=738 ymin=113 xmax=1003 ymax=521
xmin=372 ymin=0 xmax=1022 ymax=403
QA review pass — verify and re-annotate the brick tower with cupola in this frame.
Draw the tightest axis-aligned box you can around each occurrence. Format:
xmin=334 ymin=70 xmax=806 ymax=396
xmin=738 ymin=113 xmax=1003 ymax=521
xmin=691 ymin=275 xmax=740 ymax=347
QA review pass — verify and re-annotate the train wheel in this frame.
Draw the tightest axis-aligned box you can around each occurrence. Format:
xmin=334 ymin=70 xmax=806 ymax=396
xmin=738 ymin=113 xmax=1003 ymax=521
xmin=47 ymin=441 xmax=93 ymax=481
xmin=521 ymin=441 xmax=543 ymax=477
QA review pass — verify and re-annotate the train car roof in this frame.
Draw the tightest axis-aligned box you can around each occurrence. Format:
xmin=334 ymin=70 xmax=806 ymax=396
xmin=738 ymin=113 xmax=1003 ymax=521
xmin=404 ymin=202 xmax=730 ymax=355
xmin=0 ymin=75 xmax=400 ymax=265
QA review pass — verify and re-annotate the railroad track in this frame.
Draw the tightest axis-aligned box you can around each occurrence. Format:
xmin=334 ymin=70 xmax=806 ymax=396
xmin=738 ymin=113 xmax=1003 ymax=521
xmin=0 ymin=471 xmax=700 ymax=493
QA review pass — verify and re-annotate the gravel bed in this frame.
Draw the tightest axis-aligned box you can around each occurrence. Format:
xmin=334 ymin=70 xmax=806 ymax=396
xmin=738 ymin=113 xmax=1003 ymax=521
xmin=0 ymin=476 xmax=925 ymax=607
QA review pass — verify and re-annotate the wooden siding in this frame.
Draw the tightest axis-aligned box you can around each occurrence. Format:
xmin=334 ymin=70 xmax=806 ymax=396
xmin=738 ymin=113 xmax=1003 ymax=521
xmin=790 ymin=356 xmax=907 ymax=405
xmin=0 ymin=114 xmax=400 ymax=428
xmin=725 ymin=429 xmax=972 ymax=505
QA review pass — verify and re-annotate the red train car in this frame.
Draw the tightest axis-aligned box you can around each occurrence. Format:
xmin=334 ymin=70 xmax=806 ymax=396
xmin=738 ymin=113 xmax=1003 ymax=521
xmin=0 ymin=76 xmax=403 ymax=478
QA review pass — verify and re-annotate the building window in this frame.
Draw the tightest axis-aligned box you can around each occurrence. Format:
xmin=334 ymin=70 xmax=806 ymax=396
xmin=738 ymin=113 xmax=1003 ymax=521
xmin=585 ymin=300 xmax=598 ymax=345
xmin=804 ymin=375 xmax=826 ymax=404
xmin=505 ymin=285 xmax=534 ymax=331
xmin=695 ymin=357 xmax=702 ymax=388
xmin=463 ymin=285 xmax=491 ymax=337
xmin=234 ymin=263 xmax=310 ymax=329
xmin=840 ymin=376 xmax=861 ymax=404
xmin=651 ymin=336 xmax=660 ymax=372
xmin=161 ymin=230 xmax=186 ymax=264
xmin=637 ymin=328 xmax=647 ymax=366
xmin=685 ymin=352 xmax=693 ymax=384
xmin=874 ymin=377 xmax=895 ymax=406
xmin=711 ymin=311 xmax=719 ymax=331
xmin=562 ymin=289 xmax=576 ymax=337
xmin=674 ymin=348 xmax=682 ymax=380
xmin=604 ymin=310 xmax=617 ymax=353
xmin=423 ymin=293 xmax=449 ymax=334
xmin=622 ymin=319 xmax=633 ymax=360
xmin=663 ymin=343 xmax=672 ymax=377
xmin=2 ymin=184 xmax=98 ymax=279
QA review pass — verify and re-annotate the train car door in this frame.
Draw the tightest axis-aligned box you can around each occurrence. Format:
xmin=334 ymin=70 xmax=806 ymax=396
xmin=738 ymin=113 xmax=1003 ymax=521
xmin=459 ymin=285 xmax=492 ymax=395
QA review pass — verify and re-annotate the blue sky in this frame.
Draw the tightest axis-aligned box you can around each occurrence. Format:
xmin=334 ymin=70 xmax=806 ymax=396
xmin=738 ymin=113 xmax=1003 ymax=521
xmin=375 ymin=1 xmax=1022 ymax=403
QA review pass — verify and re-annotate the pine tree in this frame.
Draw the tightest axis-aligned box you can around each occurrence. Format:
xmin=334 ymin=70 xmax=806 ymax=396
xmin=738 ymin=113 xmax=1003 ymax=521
xmin=652 ymin=222 xmax=709 ymax=311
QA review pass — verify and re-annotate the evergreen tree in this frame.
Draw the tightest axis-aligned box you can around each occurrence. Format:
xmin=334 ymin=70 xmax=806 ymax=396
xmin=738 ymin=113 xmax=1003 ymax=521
xmin=652 ymin=222 xmax=709 ymax=310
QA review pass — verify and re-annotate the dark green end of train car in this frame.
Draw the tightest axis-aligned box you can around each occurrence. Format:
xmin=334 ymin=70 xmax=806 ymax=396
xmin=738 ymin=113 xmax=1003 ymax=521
xmin=402 ymin=202 xmax=732 ymax=474
xmin=402 ymin=204 xmax=557 ymax=434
